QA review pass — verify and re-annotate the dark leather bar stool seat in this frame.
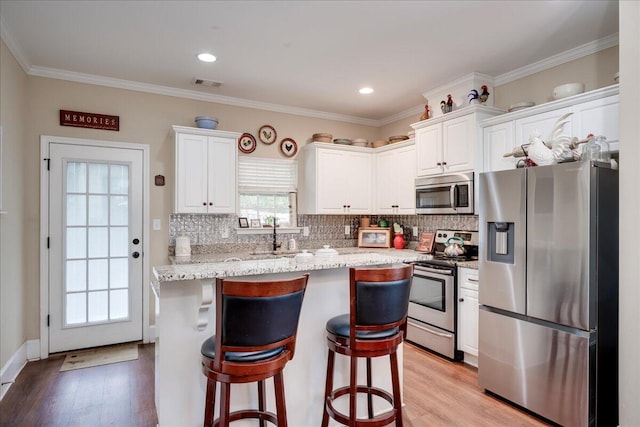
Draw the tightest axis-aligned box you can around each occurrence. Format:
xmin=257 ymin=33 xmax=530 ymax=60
xmin=321 ymin=264 xmax=414 ymax=427
xmin=201 ymin=274 xmax=309 ymax=427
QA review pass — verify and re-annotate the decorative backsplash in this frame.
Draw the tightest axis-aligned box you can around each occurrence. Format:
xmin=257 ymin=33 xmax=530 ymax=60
xmin=169 ymin=213 xmax=478 ymax=255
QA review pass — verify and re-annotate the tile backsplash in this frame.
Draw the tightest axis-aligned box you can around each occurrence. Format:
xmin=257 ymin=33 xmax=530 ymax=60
xmin=169 ymin=214 xmax=478 ymax=255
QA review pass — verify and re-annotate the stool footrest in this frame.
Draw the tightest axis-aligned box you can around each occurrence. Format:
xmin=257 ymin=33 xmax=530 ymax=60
xmin=215 ymin=409 xmax=278 ymax=426
xmin=326 ymin=385 xmax=396 ymax=427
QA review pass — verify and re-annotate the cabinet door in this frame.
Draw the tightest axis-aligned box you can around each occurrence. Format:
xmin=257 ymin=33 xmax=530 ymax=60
xmin=346 ymin=152 xmax=372 ymax=214
xmin=572 ymin=95 xmax=619 ymax=152
xmin=375 ymin=150 xmax=398 ymax=214
xmin=443 ymin=115 xmax=474 ymax=173
xmin=458 ymin=287 xmax=479 ymax=357
xmin=394 ymin=145 xmax=416 ymax=214
xmin=175 ymin=133 xmax=209 ymax=213
xmin=416 ymin=124 xmax=442 ymax=176
xmin=316 ymin=149 xmax=349 ymax=213
xmin=207 ymin=136 xmax=237 ymax=213
xmin=515 ymin=106 xmax=574 ymax=148
xmin=483 ymin=122 xmax=516 ymax=172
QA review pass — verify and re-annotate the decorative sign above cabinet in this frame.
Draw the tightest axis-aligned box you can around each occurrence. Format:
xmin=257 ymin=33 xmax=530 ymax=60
xmin=59 ymin=109 xmax=119 ymax=131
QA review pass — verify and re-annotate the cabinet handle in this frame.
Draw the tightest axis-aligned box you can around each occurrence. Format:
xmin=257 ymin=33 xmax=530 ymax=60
xmin=437 ymin=162 xmax=442 ymax=166
xmin=442 ymin=162 xmax=447 ymax=166
xmin=209 ymin=202 xmax=213 ymax=206
xmin=347 ymin=205 xmax=351 ymax=209
xmin=468 ymin=278 xmax=479 ymax=282
xmin=202 ymin=202 xmax=207 ymax=206
xmin=459 ymin=298 xmax=464 ymax=302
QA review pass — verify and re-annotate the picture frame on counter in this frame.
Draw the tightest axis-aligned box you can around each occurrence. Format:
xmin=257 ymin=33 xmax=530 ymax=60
xmin=250 ymin=219 xmax=261 ymax=228
xmin=357 ymin=228 xmax=391 ymax=248
xmin=238 ymin=217 xmax=249 ymax=228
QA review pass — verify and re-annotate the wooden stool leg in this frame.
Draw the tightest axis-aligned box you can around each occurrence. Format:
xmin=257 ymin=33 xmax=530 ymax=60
xmin=274 ymin=372 xmax=288 ymax=427
xmin=258 ymin=380 xmax=266 ymax=427
xmin=204 ymin=378 xmax=217 ymax=427
xmin=366 ymin=357 xmax=374 ymax=419
xmin=390 ymin=351 xmax=403 ymax=427
xmin=321 ymin=349 xmax=335 ymax=427
xmin=349 ymin=354 xmax=358 ymax=423
xmin=219 ymin=382 xmax=231 ymax=427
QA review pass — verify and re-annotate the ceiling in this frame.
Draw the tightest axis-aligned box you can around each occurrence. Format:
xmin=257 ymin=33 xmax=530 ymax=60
xmin=0 ymin=1 xmax=619 ymax=125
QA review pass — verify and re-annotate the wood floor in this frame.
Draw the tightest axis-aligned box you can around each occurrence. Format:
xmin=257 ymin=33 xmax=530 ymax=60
xmin=0 ymin=342 xmax=550 ymax=426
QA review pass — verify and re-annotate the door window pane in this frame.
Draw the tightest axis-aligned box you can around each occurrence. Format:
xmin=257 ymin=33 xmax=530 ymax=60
xmin=66 ymin=162 xmax=86 ymax=193
xmin=110 ymin=258 xmax=128 ymax=289
xmin=110 ymin=195 xmax=128 ymax=226
xmin=88 ymin=291 xmax=108 ymax=322
xmin=66 ymin=260 xmax=86 ymax=292
xmin=88 ymin=195 xmax=108 ymax=225
xmin=88 ymin=259 xmax=108 ymax=290
xmin=66 ymin=195 xmax=86 ymax=226
xmin=110 ymin=227 xmax=128 ymax=257
xmin=66 ymin=228 xmax=86 ymax=259
xmin=88 ymin=227 xmax=108 ymax=258
xmin=88 ymin=163 xmax=109 ymax=194
xmin=110 ymin=289 xmax=129 ymax=319
xmin=110 ymin=164 xmax=129 ymax=195
xmin=66 ymin=293 xmax=87 ymax=325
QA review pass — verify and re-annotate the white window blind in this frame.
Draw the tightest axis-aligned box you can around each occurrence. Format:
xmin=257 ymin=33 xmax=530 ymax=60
xmin=238 ymin=157 xmax=297 ymax=193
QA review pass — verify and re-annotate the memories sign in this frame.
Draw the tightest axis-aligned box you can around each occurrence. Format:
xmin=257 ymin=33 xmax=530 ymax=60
xmin=60 ymin=110 xmax=120 ymax=131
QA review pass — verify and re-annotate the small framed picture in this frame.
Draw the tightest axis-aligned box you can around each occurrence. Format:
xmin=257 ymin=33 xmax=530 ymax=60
xmin=416 ymin=232 xmax=435 ymax=253
xmin=238 ymin=217 xmax=249 ymax=228
xmin=250 ymin=219 xmax=261 ymax=228
xmin=357 ymin=228 xmax=391 ymax=248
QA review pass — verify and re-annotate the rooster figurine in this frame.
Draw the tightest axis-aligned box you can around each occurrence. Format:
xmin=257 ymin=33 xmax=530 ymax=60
xmin=419 ymin=104 xmax=430 ymax=121
xmin=468 ymin=89 xmax=479 ymax=104
xmin=446 ymin=94 xmax=454 ymax=112
xmin=479 ymin=85 xmax=490 ymax=103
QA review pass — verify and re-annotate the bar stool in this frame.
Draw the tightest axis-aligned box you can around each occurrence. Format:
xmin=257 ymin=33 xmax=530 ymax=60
xmin=201 ymin=274 xmax=309 ymax=427
xmin=321 ymin=264 xmax=413 ymax=427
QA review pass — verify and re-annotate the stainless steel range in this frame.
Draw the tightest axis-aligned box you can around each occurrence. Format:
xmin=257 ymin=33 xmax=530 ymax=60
xmin=406 ymin=230 xmax=478 ymax=360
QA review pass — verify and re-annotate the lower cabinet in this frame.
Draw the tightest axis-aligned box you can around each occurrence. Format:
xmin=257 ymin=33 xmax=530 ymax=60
xmin=458 ymin=267 xmax=479 ymax=366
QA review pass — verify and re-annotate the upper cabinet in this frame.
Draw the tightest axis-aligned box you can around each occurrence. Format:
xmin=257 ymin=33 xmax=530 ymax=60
xmin=298 ymin=143 xmax=373 ymax=214
xmin=482 ymin=85 xmax=619 ymax=173
xmin=375 ymin=140 xmax=416 ymax=215
xmin=412 ymin=105 xmax=503 ymax=177
xmin=173 ymin=125 xmax=241 ymax=214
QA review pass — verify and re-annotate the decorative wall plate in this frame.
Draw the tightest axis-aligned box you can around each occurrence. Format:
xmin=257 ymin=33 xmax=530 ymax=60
xmin=280 ymin=138 xmax=298 ymax=158
xmin=238 ymin=133 xmax=257 ymax=154
xmin=258 ymin=125 xmax=277 ymax=145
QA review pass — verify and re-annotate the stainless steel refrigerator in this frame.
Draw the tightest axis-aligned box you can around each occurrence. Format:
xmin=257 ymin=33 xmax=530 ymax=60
xmin=478 ymin=161 xmax=618 ymax=427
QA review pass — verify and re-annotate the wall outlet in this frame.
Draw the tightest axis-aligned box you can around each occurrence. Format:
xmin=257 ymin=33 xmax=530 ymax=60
xmin=412 ymin=226 xmax=418 ymax=237
xmin=344 ymin=225 xmax=351 ymax=235
xmin=153 ymin=219 xmax=161 ymax=230
xmin=303 ymin=226 xmax=309 ymax=237
xmin=221 ymin=228 xmax=229 ymax=239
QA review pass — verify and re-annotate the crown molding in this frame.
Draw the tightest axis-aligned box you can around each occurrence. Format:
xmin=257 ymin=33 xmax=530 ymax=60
xmin=494 ymin=33 xmax=619 ymax=86
xmin=0 ymin=18 xmax=31 ymax=73
xmin=378 ymin=104 xmax=425 ymax=126
xmin=27 ymin=66 xmax=380 ymax=127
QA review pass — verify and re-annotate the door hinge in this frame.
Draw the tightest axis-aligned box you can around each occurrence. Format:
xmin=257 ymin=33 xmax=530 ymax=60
xmin=44 ymin=158 xmax=50 ymax=171
xmin=47 ymin=237 xmax=50 ymax=249
xmin=47 ymin=315 xmax=50 ymax=327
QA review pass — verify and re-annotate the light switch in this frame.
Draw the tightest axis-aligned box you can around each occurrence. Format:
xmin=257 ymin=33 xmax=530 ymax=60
xmin=221 ymin=228 xmax=229 ymax=239
xmin=344 ymin=225 xmax=351 ymax=235
xmin=303 ymin=226 xmax=309 ymax=237
xmin=152 ymin=219 xmax=161 ymax=230
xmin=412 ymin=226 xmax=418 ymax=237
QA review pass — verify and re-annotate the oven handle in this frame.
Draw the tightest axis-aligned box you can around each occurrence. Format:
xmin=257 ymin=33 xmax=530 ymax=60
xmin=409 ymin=320 xmax=454 ymax=338
xmin=414 ymin=266 xmax=453 ymax=276
xmin=450 ymin=184 xmax=456 ymax=210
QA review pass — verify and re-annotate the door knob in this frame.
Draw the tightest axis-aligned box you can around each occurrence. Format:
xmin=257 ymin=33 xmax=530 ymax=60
xmin=132 ymin=251 xmax=140 ymax=259
xmin=458 ymin=297 xmax=464 ymax=302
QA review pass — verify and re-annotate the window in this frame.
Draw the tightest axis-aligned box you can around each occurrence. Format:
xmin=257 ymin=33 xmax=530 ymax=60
xmin=238 ymin=158 xmax=297 ymax=228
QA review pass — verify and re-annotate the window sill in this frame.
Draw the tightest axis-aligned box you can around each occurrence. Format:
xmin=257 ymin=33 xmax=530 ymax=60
xmin=235 ymin=227 xmax=302 ymax=235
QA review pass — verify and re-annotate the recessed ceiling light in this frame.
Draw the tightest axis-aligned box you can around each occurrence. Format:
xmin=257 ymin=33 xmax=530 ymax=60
xmin=359 ymin=87 xmax=374 ymax=94
xmin=197 ymin=53 xmax=217 ymax=63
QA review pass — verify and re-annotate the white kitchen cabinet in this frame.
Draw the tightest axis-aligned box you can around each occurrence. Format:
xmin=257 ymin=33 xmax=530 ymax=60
xmin=298 ymin=143 xmax=372 ymax=214
xmin=457 ymin=267 xmax=479 ymax=367
xmin=173 ymin=125 xmax=241 ymax=214
xmin=413 ymin=105 xmax=503 ymax=177
xmin=375 ymin=141 xmax=415 ymax=215
xmin=481 ymin=85 xmax=619 ymax=174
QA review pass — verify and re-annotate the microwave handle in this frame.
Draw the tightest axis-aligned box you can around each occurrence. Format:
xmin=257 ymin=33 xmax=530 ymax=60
xmin=450 ymin=184 xmax=456 ymax=209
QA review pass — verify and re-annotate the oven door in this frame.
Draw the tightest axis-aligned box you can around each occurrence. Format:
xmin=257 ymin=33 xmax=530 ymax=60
xmin=408 ymin=265 xmax=455 ymax=332
xmin=415 ymin=182 xmax=473 ymax=214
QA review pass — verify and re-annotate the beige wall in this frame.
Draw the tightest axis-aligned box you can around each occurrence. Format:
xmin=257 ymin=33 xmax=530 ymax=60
xmin=0 ymin=40 xmax=28 ymax=367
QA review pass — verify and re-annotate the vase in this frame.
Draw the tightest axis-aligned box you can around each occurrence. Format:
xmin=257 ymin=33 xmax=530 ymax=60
xmin=393 ymin=233 xmax=405 ymax=250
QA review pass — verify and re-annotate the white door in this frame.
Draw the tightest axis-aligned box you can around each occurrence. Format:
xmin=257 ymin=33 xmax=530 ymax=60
xmin=48 ymin=142 xmax=143 ymax=353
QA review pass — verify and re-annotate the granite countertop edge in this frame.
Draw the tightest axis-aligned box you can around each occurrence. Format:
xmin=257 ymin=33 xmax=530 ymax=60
xmin=153 ymin=248 xmax=431 ymax=283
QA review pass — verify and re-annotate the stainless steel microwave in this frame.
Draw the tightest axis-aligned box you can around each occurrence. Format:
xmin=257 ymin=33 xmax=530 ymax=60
xmin=415 ymin=172 xmax=474 ymax=214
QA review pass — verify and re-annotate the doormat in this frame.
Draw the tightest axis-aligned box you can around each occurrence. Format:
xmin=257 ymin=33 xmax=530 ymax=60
xmin=60 ymin=343 xmax=139 ymax=372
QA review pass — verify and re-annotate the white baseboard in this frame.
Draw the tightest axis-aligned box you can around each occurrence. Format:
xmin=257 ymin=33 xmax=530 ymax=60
xmin=0 ymin=339 xmax=41 ymax=401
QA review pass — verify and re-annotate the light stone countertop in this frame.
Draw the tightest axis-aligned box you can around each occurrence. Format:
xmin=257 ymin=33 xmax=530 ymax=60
xmin=153 ymin=248 xmax=431 ymax=282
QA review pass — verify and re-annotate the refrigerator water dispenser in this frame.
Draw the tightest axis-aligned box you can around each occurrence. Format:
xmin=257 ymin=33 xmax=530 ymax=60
xmin=487 ymin=222 xmax=514 ymax=263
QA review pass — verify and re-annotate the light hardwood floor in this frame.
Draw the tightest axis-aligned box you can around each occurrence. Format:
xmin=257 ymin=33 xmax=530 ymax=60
xmin=0 ymin=342 xmax=550 ymax=426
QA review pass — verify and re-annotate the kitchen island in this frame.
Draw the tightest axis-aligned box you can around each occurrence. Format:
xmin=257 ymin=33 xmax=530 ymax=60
xmin=152 ymin=248 xmax=429 ymax=427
